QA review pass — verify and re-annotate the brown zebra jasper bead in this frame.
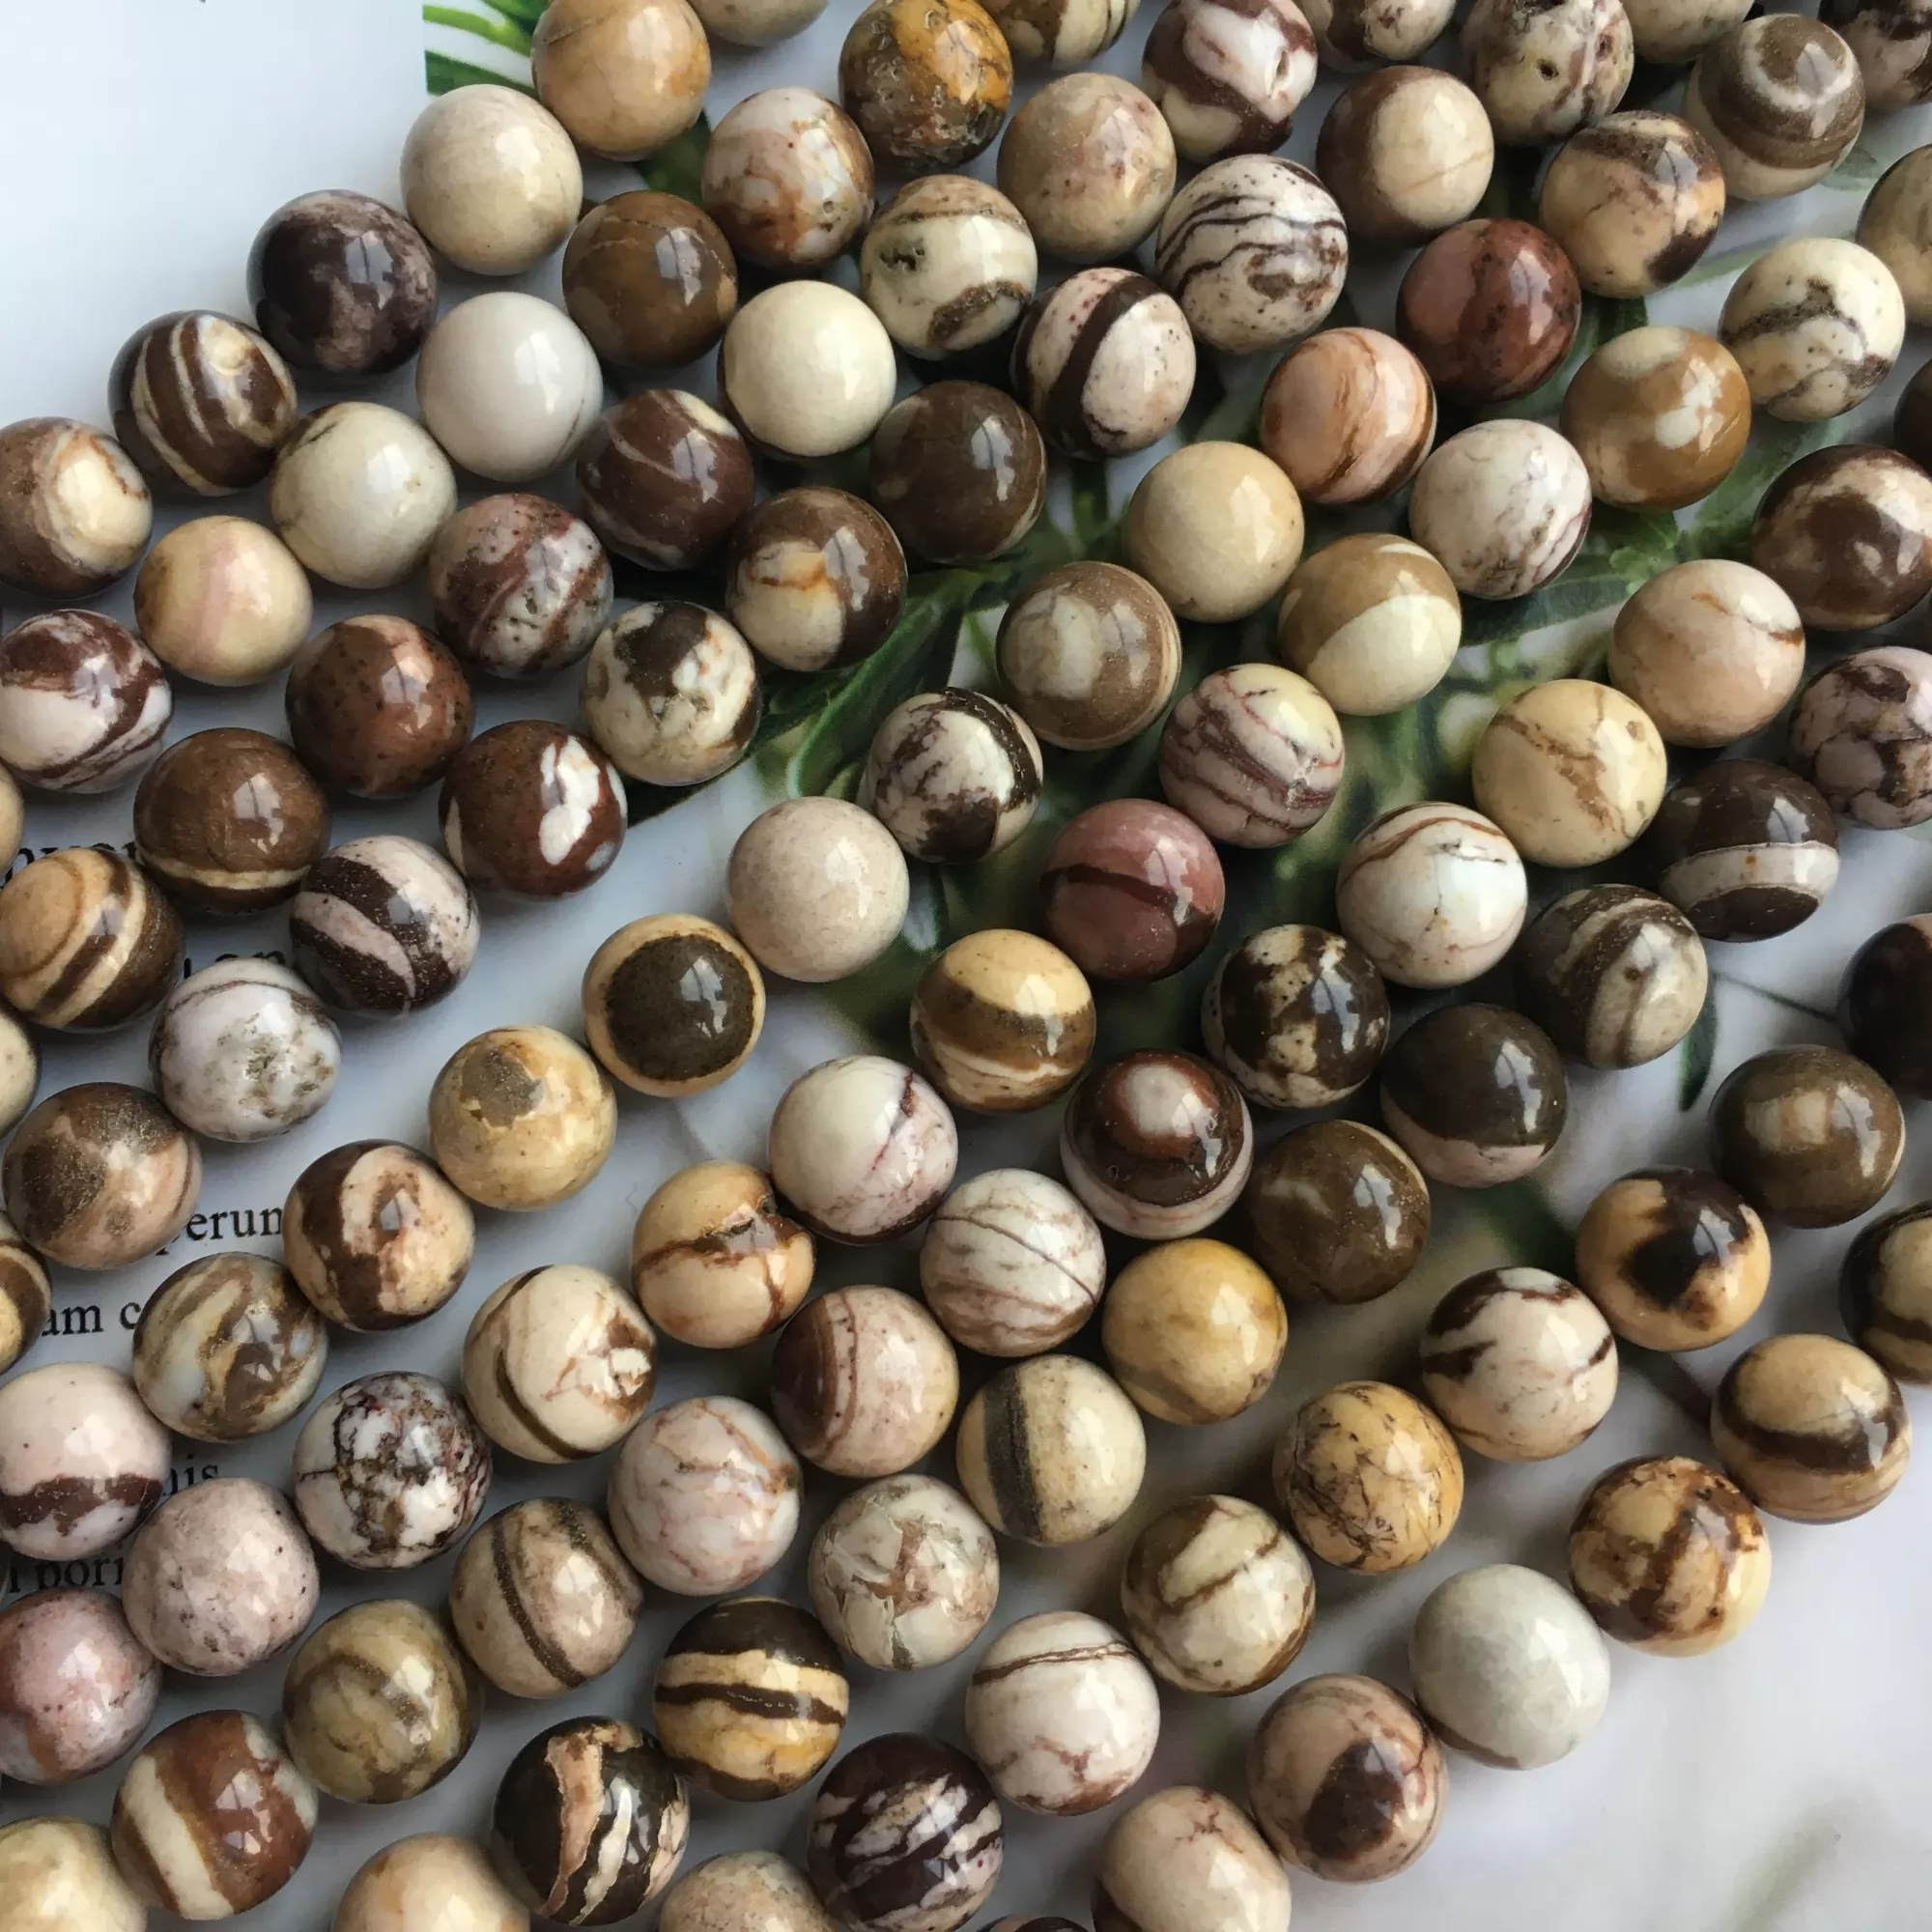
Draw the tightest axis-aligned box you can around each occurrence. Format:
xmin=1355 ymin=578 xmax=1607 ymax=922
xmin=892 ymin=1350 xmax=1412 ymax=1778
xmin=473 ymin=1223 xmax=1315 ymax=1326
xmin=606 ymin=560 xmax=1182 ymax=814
xmin=724 ymin=488 xmax=907 ymax=673
xmin=440 ymin=720 xmax=627 ymax=898
xmin=449 ymin=1497 xmax=643 ymax=1698
xmin=0 ymin=1213 xmax=48 ymax=1377
xmin=1837 ymin=914 xmax=1932 ymax=1098
xmin=577 ymin=389 xmax=754 ymax=571
xmin=1750 ymin=446 xmax=1932 ymax=632
xmin=808 ymin=1734 xmax=1003 ymax=1932
xmin=0 ymin=609 xmax=172 ymax=793
xmin=1142 ymin=0 xmax=1319 ymax=161
xmin=563 ymin=190 xmax=739 ymax=371
xmin=1574 ymin=1167 xmax=1769 ymax=1352
xmin=1841 ymin=1201 xmax=1932 ymax=1384
xmin=868 ymin=382 xmax=1046 ymax=566
xmin=0 ymin=847 xmax=181 ymax=1031
xmin=0 ymin=416 xmax=153 ymax=597
xmin=494 ymin=1718 xmax=691 ymax=1925
xmin=1567 ymin=1455 xmax=1771 ymax=1656
xmin=133 ymin=728 xmax=330 ymax=915
xmin=290 ymin=835 xmax=480 ymax=1015
xmin=109 ymin=311 xmax=298 ymax=496
xmin=1246 ymin=1674 xmax=1446 ymax=1883
xmin=909 ymin=928 xmax=1094 ymax=1113
xmin=654 ymin=1597 xmax=850 ymax=1800
xmin=584 ymin=914 xmax=765 ymax=1098
xmin=109 ymin=1711 xmax=317 ymax=1918
xmin=282 ymin=1139 xmax=475 ymax=1331
xmin=1712 ymin=1332 xmax=1911 ymax=1522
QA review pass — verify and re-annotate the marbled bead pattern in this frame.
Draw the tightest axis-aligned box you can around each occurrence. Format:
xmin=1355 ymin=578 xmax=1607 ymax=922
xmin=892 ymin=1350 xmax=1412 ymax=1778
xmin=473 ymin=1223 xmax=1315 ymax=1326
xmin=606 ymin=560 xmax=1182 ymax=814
xmin=281 ymin=1599 xmax=481 ymax=1804
xmin=1788 ymin=645 xmax=1932 ymax=830
xmin=1624 ymin=0 xmax=1748 ymax=64
xmin=109 ymin=1711 xmax=317 ymax=1918
xmin=1314 ymin=65 xmax=1492 ymax=244
xmin=1568 ymin=1455 xmax=1770 ymax=1655
xmin=583 ymin=600 xmax=761 ymax=786
xmin=1041 ymin=798 xmax=1224 ymax=981
xmin=0 ymin=416 xmax=152 ymax=598
xmin=997 ymin=74 xmax=1177 ymax=264
xmin=290 ymin=835 xmax=479 ymax=1014
xmin=1822 ymin=0 xmax=1932 ymax=106
xmin=494 ymin=1719 xmax=689 ymax=1923
xmin=808 ymin=1734 xmax=1003 ymax=1932
xmin=291 ymin=1371 xmax=491 ymax=1570
xmin=1461 ymin=0 xmax=1633 ymax=145
xmin=662 ymin=1854 xmax=839 ymax=1932
xmin=1154 ymin=155 xmax=1346 ymax=354
xmin=980 ymin=0 xmax=1133 ymax=63
xmin=862 ymin=689 xmax=1041 ymax=863
xmin=1861 ymin=147 xmax=1932 ymax=327
xmin=725 ymin=488 xmax=907 ymax=673
xmin=0 ymin=847 xmax=181 ymax=1030
xmin=1247 ymin=1675 xmax=1445 ymax=1882
xmin=1120 ymin=1493 xmax=1313 ymax=1694
xmin=1159 ymin=662 xmax=1343 ymax=847
xmin=1539 ymin=111 xmax=1725 ymax=298
xmin=1407 ymin=421 xmax=1592 ymax=601
xmin=1721 ymin=241 xmax=1905 ymax=427
xmin=654 ymin=1597 xmax=849 ymax=1801
xmin=576 ymin=390 xmax=753 ymax=572
xmin=1751 ymin=446 xmax=1932 ymax=631
xmin=1260 ymin=330 xmax=1436 ymax=507
xmin=1094 ymin=1786 xmax=1291 ymax=1932
xmin=449 ymin=1497 xmax=642 ymax=1698
xmin=859 ymin=176 xmax=1037 ymax=359
xmin=838 ymin=0 xmax=1015 ymax=171
xmin=0 ymin=1589 xmax=159 ymax=1784
xmin=0 ymin=611 xmax=171 ymax=793
xmin=1141 ymin=0 xmax=1318 ymax=160
xmin=911 ymin=928 xmax=1094 ymax=1113
xmin=440 ymin=720 xmax=625 ymax=898
xmin=702 ymin=88 xmax=874 ymax=270
xmin=1712 ymin=1332 xmax=1910 ymax=1521
xmin=869 ymin=382 xmax=1046 ymax=567
xmin=1203 ymin=923 xmax=1386 ymax=1108
xmin=1841 ymin=1201 xmax=1932 ymax=1384
xmin=1685 ymin=14 xmax=1865 ymax=201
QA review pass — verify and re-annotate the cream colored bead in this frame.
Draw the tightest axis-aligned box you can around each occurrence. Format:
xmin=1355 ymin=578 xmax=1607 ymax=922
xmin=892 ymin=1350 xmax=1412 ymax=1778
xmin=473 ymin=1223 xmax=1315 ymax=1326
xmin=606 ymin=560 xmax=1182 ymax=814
xmin=1125 ymin=442 xmax=1303 ymax=622
xmin=132 ymin=515 xmax=312 ymax=685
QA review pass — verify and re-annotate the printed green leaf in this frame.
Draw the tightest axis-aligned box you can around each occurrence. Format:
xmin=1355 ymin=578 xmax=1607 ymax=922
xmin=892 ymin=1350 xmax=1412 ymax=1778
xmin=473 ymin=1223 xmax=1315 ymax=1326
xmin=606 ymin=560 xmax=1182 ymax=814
xmin=1457 ymin=562 xmax=1634 ymax=647
xmin=423 ymin=3 xmax=533 ymax=51
xmin=1827 ymin=139 xmax=1886 ymax=190
xmin=1680 ymin=418 xmax=1844 ymax=561
xmin=476 ymin=0 xmax=548 ymax=23
xmin=424 ymin=47 xmax=533 ymax=93
xmin=638 ymin=116 xmax=712 ymax=204
xmin=1677 ymin=982 xmax=1718 ymax=1111
xmin=1469 ymin=1179 xmax=1575 ymax=1274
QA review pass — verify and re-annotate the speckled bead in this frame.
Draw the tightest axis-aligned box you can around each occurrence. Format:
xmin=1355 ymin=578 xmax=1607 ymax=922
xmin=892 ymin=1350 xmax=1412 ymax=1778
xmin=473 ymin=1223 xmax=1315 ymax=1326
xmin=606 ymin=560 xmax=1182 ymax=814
xmin=583 ymin=600 xmax=761 ymax=788
xmin=1540 ymin=111 xmax=1725 ymax=298
xmin=1842 ymin=1201 xmax=1932 ymax=1383
xmin=132 ymin=514 xmax=312 ymax=686
xmin=1247 ymin=1676 xmax=1444 ymax=1883
xmin=770 ymin=1286 xmax=958 ymax=1476
xmin=402 ymin=83 xmax=582 ymax=270
xmin=631 ymin=1162 xmax=812 ymax=1350
xmin=870 ymin=384 xmax=1046 ymax=568
xmin=1516 ymin=884 xmax=1707 ymax=1071
xmin=722 ymin=283 xmax=899 ymax=459
xmin=701 ymin=88 xmax=873 ymax=271
xmin=0 ymin=1818 xmax=147 ymax=1932
xmin=1861 ymin=147 xmax=1932 ymax=327
xmin=965 ymin=1610 xmax=1159 ymax=1815
xmin=131 ymin=1252 xmax=325 ymax=1439
xmin=0 ymin=1215 xmax=47 ymax=1378
xmin=463 ymin=1265 xmax=657 ymax=1463
xmin=662 ymin=1854 xmax=839 ymax=1932
xmin=1141 ymin=0 xmax=1318 ymax=160
xmin=495 ymin=1718 xmax=690 ymax=1923
xmin=1841 ymin=917 xmax=1932 ymax=1098
xmin=725 ymin=488 xmax=907 ymax=673
xmin=1409 ymin=1564 xmax=1609 ymax=1768
xmin=0 ymin=416 xmax=152 ymax=598
xmin=1462 ymin=0 xmax=1632 ymax=146
xmin=609 ymin=1396 xmax=801 ymax=1595
xmin=429 ymin=1025 xmax=617 ymax=1212
xmin=957 ymin=1354 xmax=1146 ymax=1545
xmin=861 ymin=689 xmax=1041 ymax=864
xmin=810 ymin=1473 xmax=998 ymax=1669
xmin=859 ymin=175 xmax=1037 ymax=358
xmin=0 ymin=611 xmax=171 ymax=793
xmin=997 ymin=561 xmax=1181 ymax=751
xmin=1304 ymin=0 xmax=1452 ymax=63
xmin=440 ymin=720 xmax=625 ymax=899
xmin=0 ymin=1590 xmax=158 ymax=1784
xmin=1242 ymin=1120 xmax=1429 ymax=1305
xmin=531 ymin=0 xmax=709 ymax=161
xmin=109 ymin=309 xmax=298 ymax=497
xmin=1397 ymin=217 xmax=1580 ymax=407
xmin=1260 ymin=331 xmax=1435 ymax=509
xmin=1095 ymin=1787 xmax=1291 ymax=1932
xmin=1709 ymin=1044 xmax=1904 ymax=1227
xmin=1569 ymin=1455 xmax=1770 ymax=1655
xmin=728 ymin=797 xmax=910 ymax=981
xmin=996 ymin=74 xmax=1174 ymax=264
xmin=121 ymin=1478 xmax=317 ymax=1678
xmin=109 ymin=1710 xmax=317 ymax=1919
xmin=1155 ymin=154 xmax=1345 ymax=355
xmin=1103 ymin=1238 xmax=1286 ymax=1424
xmin=450 ymin=1497 xmax=641 ymax=1698
xmin=1751 ymin=446 xmax=1932 ymax=631
xmin=1575 ymin=1167 xmax=1770 ymax=1350
xmin=1061 ymin=1049 xmax=1252 ymax=1238
xmin=1273 ymin=1380 xmax=1462 ymax=1572
xmin=577 ymin=391 xmax=753 ymax=572
xmin=292 ymin=1371 xmax=491 ymax=1569
xmin=1420 ymin=1267 xmax=1618 ymax=1462
xmin=334 ymin=1835 xmax=525 ymax=1932
xmin=1647 ymin=760 xmax=1838 ymax=943
xmin=0 ymin=847 xmax=181 ymax=1030
xmin=1712 ymin=1332 xmax=1910 ymax=1521
xmin=3 ymin=1084 xmax=200 ymax=1270
xmin=150 ymin=957 xmax=340 ymax=1143
xmin=1314 ymin=66 xmax=1492 ymax=243
xmin=291 ymin=835 xmax=479 ymax=1015
xmin=1159 ymin=663 xmax=1343 ymax=847
xmin=980 ymin=0 xmax=1136 ymax=62
xmin=1472 ymin=678 xmax=1666 ymax=866
xmin=909 ymin=929 xmax=1093 ymax=1113
xmin=133 ymin=727 xmax=329 ymax=915
xmin=1684 ymin=14 xmax=1865 ymax=201
xmin=1202 ymin=923 xmax=1386 ymax=1109
xmin=1788 ymin=645 xmax=1932 ymax=829
xmin=1334 ymin=802 xmax=1525 ymax=988
xmin=1120 ymin=1493 xmax=1311 ymax=1693
xmin=1408 ymin=420 xmax=1592 ymax=601
xmin=838 ymin=0 xmax=1014 ymax=169
xmin=1723 ymin=241 xmax=1904 ymax=428
xmin=1011 ymin=268 xmax=1195 ymax=459
xmin=583 ymin=914 xmax=764 ymax=1097
xmin=654 ymin=1597 xmax=848 ymax=1800
xmin=0 ymin=1362 xmax=167 ymax=1561
xmin=1379 ymin=1004 xmax=1567 ymax=1188
xmin=283 ymin=1599 xmax=481 ymax=1804
xmin=1041 ymin=799 xmax=1223 ymax=981
xmin=562 ymin=190 xmax=738 ymax=371
xmin=248 ymin=189 xmax=439 ymax=378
